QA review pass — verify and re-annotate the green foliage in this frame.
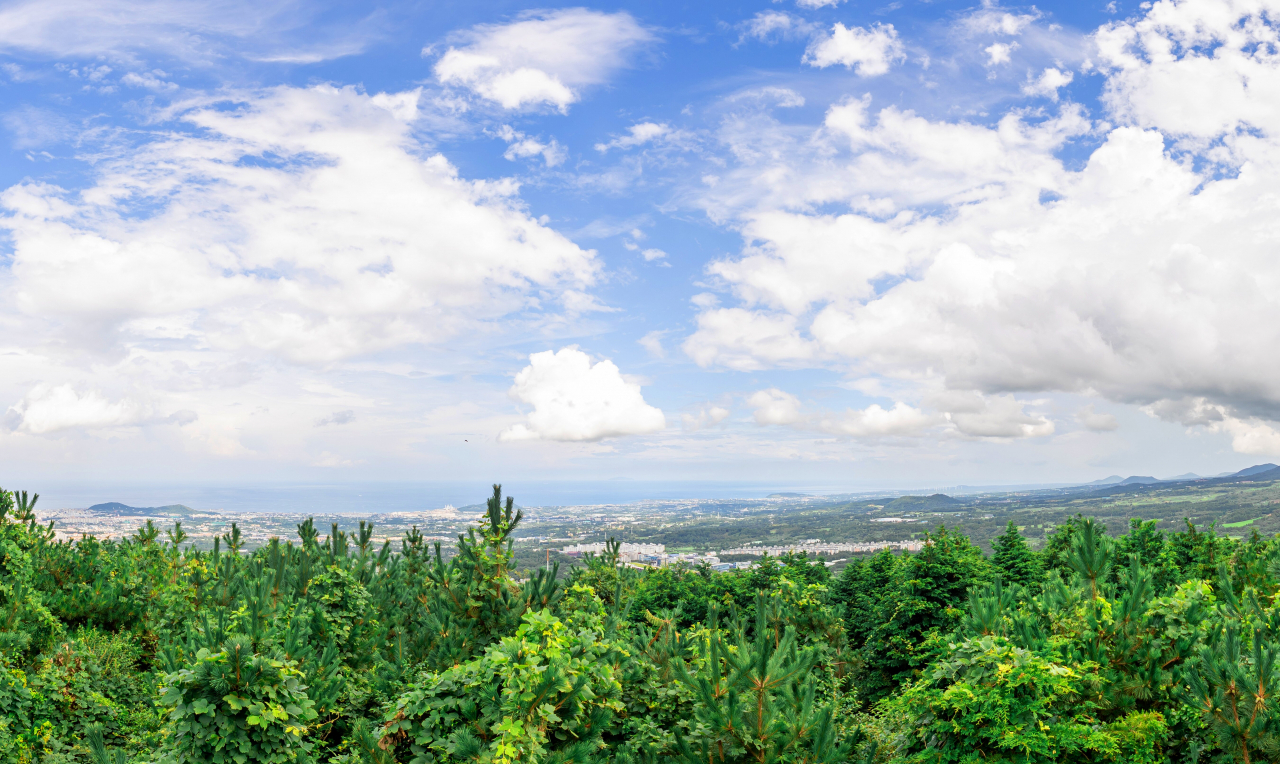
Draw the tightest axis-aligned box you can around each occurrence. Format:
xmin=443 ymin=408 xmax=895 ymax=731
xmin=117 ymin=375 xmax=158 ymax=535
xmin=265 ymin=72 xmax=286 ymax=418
xmin=670 ymin=596 xmax=852 ymax=764
xmin=12 ymin=479 xmax=1280 ymax=764
xmin=889 ymin=634 xmax=1139 ymax=763
xmin=990 ymin=521 xmax=1042 ymax=586
xmin=382 ymin=607 xmax=624 ymax=764
xmin=157 ymin=635 xmax=318 ymax=764
xmin=857 ymin=526 xmax=992 ymax=703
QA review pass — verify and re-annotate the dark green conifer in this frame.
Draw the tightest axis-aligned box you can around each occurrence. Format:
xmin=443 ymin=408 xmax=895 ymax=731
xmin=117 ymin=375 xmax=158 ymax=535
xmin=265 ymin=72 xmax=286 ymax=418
xmin=990 ymin=520 xmax=1042 ymax=586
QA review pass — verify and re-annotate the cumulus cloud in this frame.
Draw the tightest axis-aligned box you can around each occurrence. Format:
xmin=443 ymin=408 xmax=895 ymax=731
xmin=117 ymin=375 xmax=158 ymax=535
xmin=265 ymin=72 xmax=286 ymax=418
xmin=0 ymin=85 xmax=598 ymax=366
xmin=1094 ymin=0 xmax=1280 ymax=139
xmin=494 ymin=124 xmax=566 ymax=166
xmin=747 ymin=387 xmax=1048 ymax=440
xmin=1077 ymin=404 xmax=1118 ymax=432
xmin=1022 ymin=67 xmax=1073 ymax=100
xmin=964 ymin=8 xmax=1039 ymax=36
xmin=817 ymin=402 xmax=933 ymax=438
xmin=749 ymin=388 xmax=803 ymax=425
xmin=500 ymin=347 xmax=666 ymax=441
xmin=684 ymin=309 xmax=819 ymax=371
xmin=934 ymin=392 xmax=1054 ymax=439
xmin=985 ymin=42 xmax=1016 ymax=65
xmin=682 ymin=405 xmax=730 ymax=431
xmin=687 ymin=0 xmax=1280 ymax=456
xmin=433 ymin=9 xmax=654 ymax=111
xmin=803 ymin=23 xmax=905 ymax=76
xmin=746 ymin=387 xmax=1040 ymax=441
xmin=6 ymin=384 xmax=150 ymax=434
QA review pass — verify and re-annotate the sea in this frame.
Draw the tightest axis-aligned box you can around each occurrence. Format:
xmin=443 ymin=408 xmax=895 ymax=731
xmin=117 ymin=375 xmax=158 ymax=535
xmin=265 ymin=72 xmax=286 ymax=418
xmin=30 ymin=480 xmax=853 ymax=514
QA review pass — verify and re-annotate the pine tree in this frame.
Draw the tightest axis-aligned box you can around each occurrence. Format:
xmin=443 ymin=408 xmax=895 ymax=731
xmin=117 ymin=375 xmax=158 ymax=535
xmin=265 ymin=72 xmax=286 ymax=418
xmin=858 ymin=525 xmax=992 ymax=703
xmin=1186 ymin=625 xmax=1280 ymax=764
xmin=990 ymin=521 xmax=1042 ymax=586
xmin=671 ymin=595 xmax=852 ymax=764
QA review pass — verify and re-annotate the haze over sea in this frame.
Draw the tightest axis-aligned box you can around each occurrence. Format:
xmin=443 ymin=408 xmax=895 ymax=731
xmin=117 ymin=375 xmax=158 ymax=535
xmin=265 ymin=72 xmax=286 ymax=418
xmin=35 ymin=480 xmax=855 ymax=514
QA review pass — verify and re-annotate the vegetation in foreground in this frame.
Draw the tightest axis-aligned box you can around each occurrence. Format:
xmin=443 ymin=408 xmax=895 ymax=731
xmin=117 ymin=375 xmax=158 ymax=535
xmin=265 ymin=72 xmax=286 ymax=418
xmin=3 ymin=483 xmax=1280 ymax=762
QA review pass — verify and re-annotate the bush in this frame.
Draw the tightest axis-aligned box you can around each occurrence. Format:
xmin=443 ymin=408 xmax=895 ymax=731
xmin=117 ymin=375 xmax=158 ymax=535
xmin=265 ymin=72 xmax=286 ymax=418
xmin=157 ymin=636 xmax=317 ymax=764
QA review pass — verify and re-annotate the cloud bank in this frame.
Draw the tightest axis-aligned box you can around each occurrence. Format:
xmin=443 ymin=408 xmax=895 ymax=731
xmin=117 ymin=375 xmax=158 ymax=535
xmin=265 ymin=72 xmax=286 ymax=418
xmin=500 ymin=347 xmax=666 ymax=442
xmin=686 ymin=0 xmax=1280 ymax=455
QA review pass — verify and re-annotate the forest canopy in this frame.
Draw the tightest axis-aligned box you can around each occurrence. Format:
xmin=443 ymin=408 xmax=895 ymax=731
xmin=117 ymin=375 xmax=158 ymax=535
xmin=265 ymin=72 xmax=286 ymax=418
xmin=0 ymin=484 xmax=1275 ymax=763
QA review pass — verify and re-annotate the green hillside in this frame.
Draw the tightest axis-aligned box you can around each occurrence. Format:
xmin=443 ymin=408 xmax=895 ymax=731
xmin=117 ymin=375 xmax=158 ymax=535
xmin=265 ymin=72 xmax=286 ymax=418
xmin=3 ymin=482 xmax=1280 ymax=763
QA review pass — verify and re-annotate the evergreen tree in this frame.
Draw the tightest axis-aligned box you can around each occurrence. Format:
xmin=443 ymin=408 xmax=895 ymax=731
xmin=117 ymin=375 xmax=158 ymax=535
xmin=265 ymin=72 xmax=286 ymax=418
xmin=832 ymin=548 xmax=899 ymax=651
xmin=671 ymin=595 xmax=852 ymax=764
xmin=857 ymin=526 xmax=991 ymax=703
xmin=990 ymin=520 xmax=1042 ymax=586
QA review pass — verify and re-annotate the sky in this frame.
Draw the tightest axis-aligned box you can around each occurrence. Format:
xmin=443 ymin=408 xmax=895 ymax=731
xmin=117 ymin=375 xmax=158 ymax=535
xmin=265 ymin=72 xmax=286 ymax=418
xmin=1 ymin=0 xmax=1279 ymax=493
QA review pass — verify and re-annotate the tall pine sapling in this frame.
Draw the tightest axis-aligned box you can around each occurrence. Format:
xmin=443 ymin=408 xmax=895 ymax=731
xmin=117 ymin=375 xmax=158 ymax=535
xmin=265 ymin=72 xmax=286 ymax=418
xmin=991 ymin=520 xmax=1042 ymax=586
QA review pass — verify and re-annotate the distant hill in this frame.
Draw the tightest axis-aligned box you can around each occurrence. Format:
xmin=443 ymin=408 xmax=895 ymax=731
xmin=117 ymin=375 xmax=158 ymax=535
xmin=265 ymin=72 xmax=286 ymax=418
xmin=1083 ymin=475 xmax=1123 ymax=486
xmin=767 ymin=492 xmax=810 ymax=498
xmin=1235 ymin=464 xmax=1279 ymax=477
xmin=1165 ymin=473 xmax=1202 ymax=481
xmin=1231 ymin=466 xmax=1280 ymax=482
xmin=1119 ymin=476 xmax=1160 ymax=485
xmin=887 ymin=493 xmax=961 ymax=511
xmin=88 ymin=502 xmax=193 ymax=515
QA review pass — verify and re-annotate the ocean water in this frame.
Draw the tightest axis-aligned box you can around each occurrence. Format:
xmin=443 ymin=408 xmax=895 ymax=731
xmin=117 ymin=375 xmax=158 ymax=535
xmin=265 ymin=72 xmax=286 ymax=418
xmin=32 ymin=480 xmax=850 ymax=514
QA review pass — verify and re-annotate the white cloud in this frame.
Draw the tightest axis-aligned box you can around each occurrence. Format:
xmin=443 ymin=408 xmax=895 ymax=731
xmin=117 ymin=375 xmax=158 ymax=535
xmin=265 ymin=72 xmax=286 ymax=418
xmin=641 ymin=248 xmax=667 ymax=261
xmin=639 ymin=330 xmax=666 ymax=359
xmin=797 ymin=0 xmax=843 ymax=8
xmin=817 ymin=402 xmax=933 ymax=437
xmin=725 ymin=86 xmax=806 ymax=109
xmin=687 ymin=1 xmax=1280 ymax=457
xmin=963 ymin=8 xmax=1040 ymax=37
xmin=3 ymin=106 xmax=72 ymax=149
xmin=682 ymin=405 xmax=730 ymax=431
xmin=934 ymin=392 xmax=1054 ymax=439
xmin=1077 ymin=404 xmax=1118 ymax=432
xmin=741 ymin=11 xmax=817 ymax=44
xmin=1094 ymin=0 xmax=1280 ymax=139
xmin=499 ymin=347 xmax=666 ymax=441
xmin=746 ymin=387 xmax=1050 ymax=441
xmin=1022 ymin=67 xmax=1073 ymax=100
xmin=803 ymin=23 xmax=905 ymax=76
xmin=748 ymin=388 xmax=803 ymax=425
xmin=494 ymin=124 xmax=566 ymax=166
xmin=0 ymin=85 xmax=599 ymax=366
xmin=122 ymin=70 xmax=178 ymax=92
xmin=683 ymin=309 xmax=819 ymax=371
xmin=985 ymin=42 xmax=1016 ymax=65
xmin=0 ymin=0 xmax=374 ymax=63
xmin=6 ymin=384 xmax=150 ymax=434
xmin=595 ymin=122 xmax=674 ymax=152
xmin=433 ymin=9 xmax=654 ymax=111
xmin=1145 ymin=397 xmax=1280 ymax=456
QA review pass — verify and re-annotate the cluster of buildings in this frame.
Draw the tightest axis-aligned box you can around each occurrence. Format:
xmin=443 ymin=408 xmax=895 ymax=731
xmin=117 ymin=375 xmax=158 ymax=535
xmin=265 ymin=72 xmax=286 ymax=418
xmin=717 ymin=540 xmax=926 ymax=557
xmin=560 ymin=541 xmax=749 ymax=571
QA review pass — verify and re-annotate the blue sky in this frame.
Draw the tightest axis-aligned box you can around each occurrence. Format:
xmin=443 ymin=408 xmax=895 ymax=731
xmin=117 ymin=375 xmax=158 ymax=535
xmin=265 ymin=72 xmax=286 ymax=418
xmin=1 ymin=0 xmax=1278 ymax=491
